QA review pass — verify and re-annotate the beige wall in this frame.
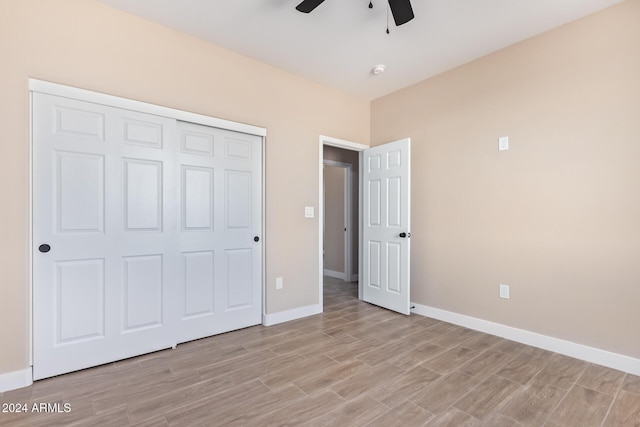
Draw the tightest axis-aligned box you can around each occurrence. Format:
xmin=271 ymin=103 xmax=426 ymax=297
xmin=324 ymin=146 xmax=360 ymax=276
xmin=0 ymin=0 xmax=369 ymax=375
xmin=371 ymin=1 xmax=640 ymax=359
xmin=323 ymin=166 xmax=346 ymax=273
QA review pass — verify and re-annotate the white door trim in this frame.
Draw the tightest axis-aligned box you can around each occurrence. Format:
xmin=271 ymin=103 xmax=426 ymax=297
xmin=28 ymin=79 xmax=266 ymax=138
xmin=318 ymin=135 xmax=367 ymax=311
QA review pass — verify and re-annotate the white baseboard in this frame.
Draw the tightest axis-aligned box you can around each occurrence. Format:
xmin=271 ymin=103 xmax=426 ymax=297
xmin=0 ymin=368 xmax=32 ymax=393
xmin=411 ymin=303 xmax=640 ymax=376
xmin=263 ymin=304 xmax=322 ymax=327
xmin=323 ymin=269 xmax=346 ymax=280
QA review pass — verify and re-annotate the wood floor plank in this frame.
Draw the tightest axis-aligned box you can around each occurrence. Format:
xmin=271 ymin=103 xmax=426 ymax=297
xmin=421 ymin=345 xmax=480 ymax=376
xmin=163 ymin=379 xmax=270 ymax=426
xmin=330 ymin=362 xmax=404 ymax=401
xmin=481 ymin=413 xmax=523 ymax=426
xmin=201 ymin=385 xmax=307 ymax=426
xmin=602 ymin=389 xmax=640 ymax=426
xmin=260 ymin=355 xmax=337 ymax=390
xmin=425 ymin=407 xmax=480 ymax=427
xmin=0 ymin=385 xmax=33 ymax=402
xmin=164 ymin=345 xmax=249 ymax=374
xmin=267 ymin=331 xmax=334 ymax=355
xmin=410 ymin=371 xmax=481 ymax=415
xmin=357 ymin=340 xmax=418 ymax=366
xmin=577 ymin=364 xmax=626 ymax=396
xmin=460 ymin=332 xmax=503 ymax=352
xmin=92 ymin=369 xmax=201 ymax=415
xmin=622 ymin=374 xmax=640 ymax=394
xmin=251 ymin=390 xmax=346 ymax=426
xmin=293 ymin=359 xmax=368 ymax=395
xmin=30 ymin=362 xmax=141 ymax=401
xmin=495 ymin=351 xmax=550 ymax=385
xmin=68 ymin=407 xmax=129 ymax=427
xmin=453 ymin=374 xmax=521 ymax=420
xmin=492 ymin=339 xmax=529 ymax=355
xmin=371 ymin=365 xmax=441 ymax=408
xmin=241 ymin=331 xmax=306 ymax=351
xmin=340 ymin=307 xmax=393 ymax=323
xmin=128 ymin=415 xmax=169 ymax=427
xmin=209 ymin=324 xmax=289 ymax=348
xmin=401 ymin=327 xmax=443 ymax=345
xmin=429 ymin=327 xmax=482 ymax=349
xmin=388 ymin=342 xmax=446 ymax=370
xmin=531 ymin=353 xmax=587 ymax=390
xmin=196 ymin=348 xmax=278 ymax=380
xmin=458 ymin=349 xmax=515 ymax=381
xmin=349 ymin=317 xmax=417 ymax=342
xmin=546 ymin=384 xmax=614 ymax=427
xmin=497 ymin=379 xmax=568 ymax=425
xmin=520 ymin=345 xmax=555 ymax=358
xmin=366 ymin=400 xmax=434 ymax=426
xmin=306 ymin=394 xmax=389 ymax=427
xmin=325 ymin=337 xmax=384 ymax=362
xmin=236 ymin=352 xmax=307 ymax=379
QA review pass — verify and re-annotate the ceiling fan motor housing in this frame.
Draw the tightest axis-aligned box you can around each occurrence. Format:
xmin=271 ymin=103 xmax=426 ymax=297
xmin=296 ymin=0 xmax=415 ymax=26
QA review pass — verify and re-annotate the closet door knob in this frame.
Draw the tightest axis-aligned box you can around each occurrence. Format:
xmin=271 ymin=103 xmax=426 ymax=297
xmin=254 ymin=236 xmax=260 ymax=242
xmin=39 ymin=244 xmax=51 ymax=253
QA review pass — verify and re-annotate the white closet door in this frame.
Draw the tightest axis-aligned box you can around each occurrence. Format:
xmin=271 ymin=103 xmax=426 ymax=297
xmin=176 ymin=122 xmax=262 ymax=343
xmin=32 ymin=93 xmax=178 ymax=380
xmin=33 ymin=91 xmax=263 ymax=380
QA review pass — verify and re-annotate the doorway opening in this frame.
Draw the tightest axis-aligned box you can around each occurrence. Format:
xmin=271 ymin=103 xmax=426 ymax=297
xmin=323 ymin=159 xmax=352 ymax=282
xmin=318 ymin=136 xmax=367 ymax=311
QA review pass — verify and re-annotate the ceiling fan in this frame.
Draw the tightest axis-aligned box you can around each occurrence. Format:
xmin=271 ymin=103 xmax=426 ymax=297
xmin=296 ymin=0 xmax=415 ymax=26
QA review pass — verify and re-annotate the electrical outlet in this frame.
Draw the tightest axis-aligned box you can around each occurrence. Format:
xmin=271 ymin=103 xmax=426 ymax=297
xmin=499 ymin=284 xmax=510 ymax=299
xmin=305 ymin=206 xmax=314 ymax=218
xmin=276 ymin=277 xmax=283 ymax=290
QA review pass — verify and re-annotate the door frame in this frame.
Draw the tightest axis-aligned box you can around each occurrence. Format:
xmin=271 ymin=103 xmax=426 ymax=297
xmin=318 ymin=135 xmax=368 ymax=311
xmin=29 ymin=79 xmax=267 ymax=376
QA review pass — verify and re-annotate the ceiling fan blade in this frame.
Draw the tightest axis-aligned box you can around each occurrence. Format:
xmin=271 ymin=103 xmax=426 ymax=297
xmin=296 ymin=0 xmax=326 ymax=13
xmin=388 ymin=0 xmax=414 ymax=26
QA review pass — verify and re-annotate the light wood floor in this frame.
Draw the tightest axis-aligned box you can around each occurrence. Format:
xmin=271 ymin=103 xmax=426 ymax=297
xmin=2 ymin=276 xmax=639 ymax=426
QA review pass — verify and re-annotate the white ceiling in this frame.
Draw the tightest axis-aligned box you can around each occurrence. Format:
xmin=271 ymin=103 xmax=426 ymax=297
xmin=98 ymin=0 xmax=623 ymax=100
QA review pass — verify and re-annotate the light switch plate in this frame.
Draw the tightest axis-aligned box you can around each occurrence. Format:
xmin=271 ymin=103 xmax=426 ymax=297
xmin=499 ymin=136 xmax=509 ymax=151
xmin=305 ymin=206 xmax=314 ymax=218
xmin=499 ymin=284 xmax=510 ymax=299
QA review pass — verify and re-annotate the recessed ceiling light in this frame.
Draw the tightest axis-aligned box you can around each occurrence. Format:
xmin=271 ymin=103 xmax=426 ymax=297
xmin=372 ymin=64 xmax=386 ymax=75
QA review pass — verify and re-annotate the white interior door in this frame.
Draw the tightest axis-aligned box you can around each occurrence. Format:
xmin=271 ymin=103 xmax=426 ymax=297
xmin=362 ymin=138 xmax=411 ymax=314
xmin=176 ymin=122 xmax=262 ymax=343
xmin=33 ymin=91 xmax=263 ymax=380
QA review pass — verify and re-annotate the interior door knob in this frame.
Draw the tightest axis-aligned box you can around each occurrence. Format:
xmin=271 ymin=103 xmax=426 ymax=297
xmin=39 ymin=244 xmax=51 ymax=253
xmin=399 ymin=232 xmax=411 ymax=238
xmin=254 ymin=236 xmax=260 ymax=242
